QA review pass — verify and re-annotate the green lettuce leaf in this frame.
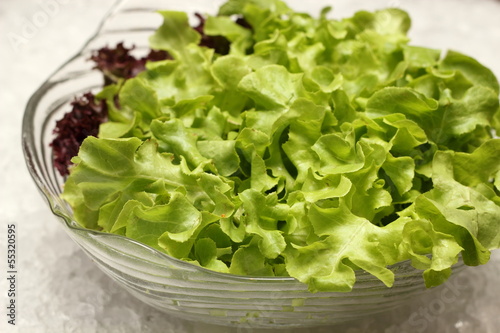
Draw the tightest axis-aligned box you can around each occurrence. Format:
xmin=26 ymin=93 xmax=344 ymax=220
xmin=62 ymin=0 xmax=500 ymax=293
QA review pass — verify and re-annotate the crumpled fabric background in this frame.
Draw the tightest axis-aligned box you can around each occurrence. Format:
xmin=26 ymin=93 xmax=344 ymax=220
xmin=1 ymin=0 xmax=499 ymax=332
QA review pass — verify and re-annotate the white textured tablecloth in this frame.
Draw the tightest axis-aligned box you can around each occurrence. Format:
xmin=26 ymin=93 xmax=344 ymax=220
xmin=1 ymin=0 xmax=499 ymax=332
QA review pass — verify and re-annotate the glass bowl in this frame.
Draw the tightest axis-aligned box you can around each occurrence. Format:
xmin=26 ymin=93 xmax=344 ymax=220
xmin=22 ymin=0 xmax=466 ymax=328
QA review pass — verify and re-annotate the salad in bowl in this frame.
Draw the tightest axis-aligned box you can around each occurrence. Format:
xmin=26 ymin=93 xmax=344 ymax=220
xmin=23 ymin=0 xmax=500 ymax=327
